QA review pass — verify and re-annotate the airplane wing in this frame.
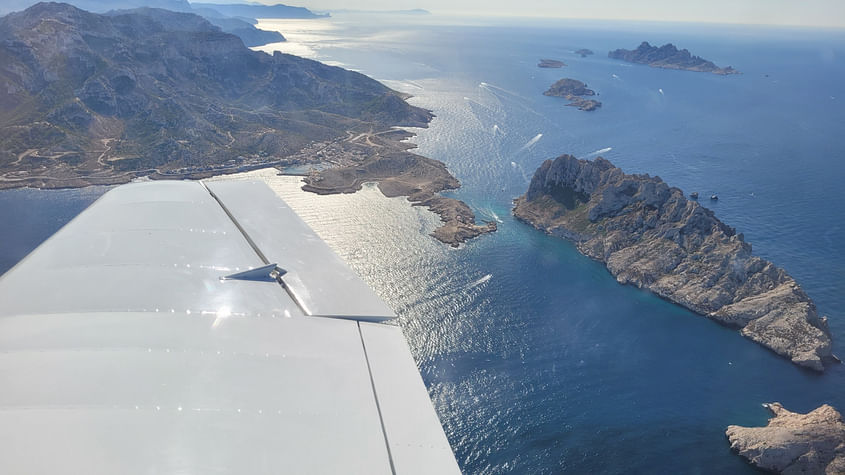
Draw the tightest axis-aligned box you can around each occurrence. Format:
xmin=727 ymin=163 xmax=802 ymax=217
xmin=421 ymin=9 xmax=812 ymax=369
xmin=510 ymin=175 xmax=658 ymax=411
xmin=0 ymin=180 xmax=461 ymax=474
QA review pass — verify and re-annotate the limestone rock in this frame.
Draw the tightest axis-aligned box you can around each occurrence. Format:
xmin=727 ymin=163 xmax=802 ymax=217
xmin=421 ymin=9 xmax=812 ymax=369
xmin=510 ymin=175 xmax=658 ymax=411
xmin=513 ymin=154 xmax=833 ymax=370
xmin=608 ymin=41 xmax=739 ymax=75
xmin=726 ymin=403 xmax=845 ymax=474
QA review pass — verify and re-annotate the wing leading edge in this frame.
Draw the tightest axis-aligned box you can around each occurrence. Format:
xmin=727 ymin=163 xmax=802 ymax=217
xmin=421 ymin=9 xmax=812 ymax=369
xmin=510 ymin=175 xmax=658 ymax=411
xmin=0 ymin=180 xmax=460 ymax=474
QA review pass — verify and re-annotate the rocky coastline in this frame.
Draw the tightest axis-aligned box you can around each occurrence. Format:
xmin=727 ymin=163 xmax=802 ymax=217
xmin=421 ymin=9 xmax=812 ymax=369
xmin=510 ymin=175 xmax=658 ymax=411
xmin=726 ymin=403 xmax=845 ymax=474
xmin=299 ymin=129 xmax=497 ymax=247
xmin=513 ymin=154 xmax=834 ymax=370
xmin=0 ymin=3 xmax=495 ymax=247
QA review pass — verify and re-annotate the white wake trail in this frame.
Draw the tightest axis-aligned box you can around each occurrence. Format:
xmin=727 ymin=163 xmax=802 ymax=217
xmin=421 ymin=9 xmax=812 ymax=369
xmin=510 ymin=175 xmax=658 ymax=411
xmin=467 ymin=274 xmax=492 ymax=290
xmin=518 ymin=133 xmax=543 ymax=152
xmin=583 ymin=147 xmax=612 ymax=158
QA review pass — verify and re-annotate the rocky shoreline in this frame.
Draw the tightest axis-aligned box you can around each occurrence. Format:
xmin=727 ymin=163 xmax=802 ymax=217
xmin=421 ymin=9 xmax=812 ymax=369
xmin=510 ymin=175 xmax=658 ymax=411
xmin=299 ymin=129 xmax=496 ymax=247
xmin=543 ymin=78 xmax=602 ymax=111
xmin=0 ymin=3 xmax=495 ymax=247
xmin=513 ymin=154 xmax=834 ymax=370
xmin=727 ymin=403 xmax=845 ymax=473
xmin=609 ymin=41 xmax=739 ymax=75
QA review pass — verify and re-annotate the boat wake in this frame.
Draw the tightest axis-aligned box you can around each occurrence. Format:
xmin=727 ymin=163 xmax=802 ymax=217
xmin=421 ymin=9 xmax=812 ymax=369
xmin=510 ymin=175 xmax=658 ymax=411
xmin=479 ymin=81 xmax=521 ymax=98
xmin=464 ymin=96 xmax=496 ymax=111
xmin=511 ymin=161 xmax=530 ymax=183
xmin=467 ymin=274 xmax=492 ymax=290
xmin=583 ymin=147 xmax=612 ymax=158
xmin=480 ymin=208 xmax=504 ymax=223
xmin=518 ymin=133 xmax=543 ymax=152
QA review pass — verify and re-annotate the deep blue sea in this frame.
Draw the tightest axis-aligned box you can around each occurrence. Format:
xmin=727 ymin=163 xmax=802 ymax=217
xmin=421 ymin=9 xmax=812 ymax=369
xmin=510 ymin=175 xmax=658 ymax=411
xmin=4 ymin=15 xmax=845 ymax=474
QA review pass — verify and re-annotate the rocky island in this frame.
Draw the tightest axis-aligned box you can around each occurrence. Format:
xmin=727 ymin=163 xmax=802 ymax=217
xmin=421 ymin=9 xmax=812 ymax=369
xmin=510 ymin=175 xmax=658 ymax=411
xmin=575 ymin=48 xmax=593 ymax=58
xmin=0 ymin=3 xmax=495 ymax=247
xmin=543 ymin=78 xmax=602 ymax=111
xmin=513 ymin=155 xmax=833 ymax=370
xmin=727 ymin=403 xmax=845 ymax=474
xmin=538 ymin=59 xmax=566 ymax=68
xmin=609 ymin=42 xmax=739 ymax=75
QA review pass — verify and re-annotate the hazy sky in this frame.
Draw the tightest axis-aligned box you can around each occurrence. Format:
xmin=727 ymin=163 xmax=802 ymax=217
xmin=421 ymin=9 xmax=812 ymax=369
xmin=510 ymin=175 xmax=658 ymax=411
xmin=261 ymin=0 xmax=845 ymax=28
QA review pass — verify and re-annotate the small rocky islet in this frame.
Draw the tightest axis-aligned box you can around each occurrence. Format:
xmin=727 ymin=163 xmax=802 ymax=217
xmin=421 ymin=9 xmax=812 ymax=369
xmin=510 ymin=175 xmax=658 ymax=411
xmin=538 ymin=59 xmax=566 ymax=68
xmin=513 ymin=154 xmax=834 ymax=371
xmin=543 ymin=78 xmax=602 ymax=111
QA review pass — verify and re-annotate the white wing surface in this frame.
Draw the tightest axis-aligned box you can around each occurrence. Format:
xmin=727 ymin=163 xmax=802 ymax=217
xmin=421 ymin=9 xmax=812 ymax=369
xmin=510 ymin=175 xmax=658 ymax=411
xmin=0 ymin=180 xmax=460 ymax=475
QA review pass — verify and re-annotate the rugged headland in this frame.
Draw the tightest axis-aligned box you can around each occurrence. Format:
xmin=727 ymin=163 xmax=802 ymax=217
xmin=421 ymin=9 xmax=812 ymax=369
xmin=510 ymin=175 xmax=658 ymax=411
xmin=727 ymin=403 xmax=845 ymax=474
xmin=609 ymin=42 xmax=739 ymax=75
xmin=0 ymin=3 xmax=494 ymax=246
xmin=543 ymin=78 xmax=601 ymax=111
xmin=513 ymin=155 xmax=833 ymax=370
xmin=538 ymin=59 xmax=566 ymax=68
xmin=299 ymin=129 xmax=497 ymax=247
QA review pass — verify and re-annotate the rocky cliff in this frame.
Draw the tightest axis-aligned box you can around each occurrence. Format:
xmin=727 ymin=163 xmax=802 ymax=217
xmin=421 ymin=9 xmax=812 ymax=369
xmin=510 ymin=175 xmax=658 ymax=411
xmin=727 ymin=403 xmax=845 ymax=474
xmin=609 ymin=42 xmax=738 ymax=75
xmin=513 ymin=154 xmax=833 ymax=370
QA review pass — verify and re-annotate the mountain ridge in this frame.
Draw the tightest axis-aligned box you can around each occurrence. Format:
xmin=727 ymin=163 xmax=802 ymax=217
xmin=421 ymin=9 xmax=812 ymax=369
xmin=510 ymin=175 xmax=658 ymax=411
xmin=0 ymin=3 xmax=495 ymax=246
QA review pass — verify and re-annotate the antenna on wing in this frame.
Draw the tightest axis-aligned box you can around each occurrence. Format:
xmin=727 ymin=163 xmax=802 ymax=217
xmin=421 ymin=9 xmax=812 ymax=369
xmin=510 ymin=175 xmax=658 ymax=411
xmin=220 ymin=263 xmax=286 ymax=282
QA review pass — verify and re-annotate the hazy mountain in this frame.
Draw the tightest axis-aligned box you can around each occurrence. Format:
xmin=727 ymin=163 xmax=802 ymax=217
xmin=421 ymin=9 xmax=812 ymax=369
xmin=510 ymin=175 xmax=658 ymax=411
xmin=0 ymin=1 xmax=311 ymax=47
xmin=0 ymin=0 xmax=192 ymax=15
xmin=191 ymin=2 xmax=328 ymax=19
xmin=0 ymin=3 xmax=429 ymax=184
xmin=201 ymin=14 xmax=285 ymax=46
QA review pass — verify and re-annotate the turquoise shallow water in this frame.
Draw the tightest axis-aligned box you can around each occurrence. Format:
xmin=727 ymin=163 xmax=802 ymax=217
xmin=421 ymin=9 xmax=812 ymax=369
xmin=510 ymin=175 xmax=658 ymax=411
xmin=3 ymin=16 xmax=845 ymax=474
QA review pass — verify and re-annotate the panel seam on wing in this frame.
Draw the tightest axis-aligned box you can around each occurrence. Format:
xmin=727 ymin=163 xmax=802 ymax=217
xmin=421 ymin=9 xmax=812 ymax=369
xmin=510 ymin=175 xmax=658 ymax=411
xmin=358 ymin=321 xmax=397 ymax=475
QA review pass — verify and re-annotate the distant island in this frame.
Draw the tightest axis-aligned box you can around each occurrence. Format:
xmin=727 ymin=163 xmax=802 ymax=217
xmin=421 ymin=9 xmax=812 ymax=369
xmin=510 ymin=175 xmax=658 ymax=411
xmin=543 ymin=78 xmax=602 ymax=111
xmin=575 ymin=48 xmax=593 ymax=58
xmin=727 ymin=402 xmax=845 ymax=473
xmin=538 ymin=59 xmax=566 ymax=68
xmin=325 ymin=8 xmax=431 ymax=15
xmin=0 ymin=3 xmax=494 ymax=247
xmin=513 ymin=155 xmax=833 ymax=370
xmin=609 ymin=42 xmax=739 ymax=75
xmin=192 ymin=2 xmax=328 ymax=19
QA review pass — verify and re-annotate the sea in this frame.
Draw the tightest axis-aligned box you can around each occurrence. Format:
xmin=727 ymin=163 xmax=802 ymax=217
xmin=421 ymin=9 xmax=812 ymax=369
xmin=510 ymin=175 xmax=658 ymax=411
xmin=3 ymin=14 xmax=845 ymax=474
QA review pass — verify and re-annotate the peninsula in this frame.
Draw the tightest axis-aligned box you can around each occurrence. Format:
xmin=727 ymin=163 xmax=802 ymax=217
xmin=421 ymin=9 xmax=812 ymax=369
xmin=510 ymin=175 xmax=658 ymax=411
xmin=609 ymin=42 xmax=739 ymax=75
xmin=543 ymin=78 xmax=601 ymax=111
xmin=538 ymin=59 xmax=566 ymax=68
xmin=0 ymin=3 xmax=494 ymax=247
xmin=513 ymin=155 xmax=833 ymax=370
xmin=727 ymin=403 xmax=845 ymax=473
